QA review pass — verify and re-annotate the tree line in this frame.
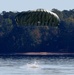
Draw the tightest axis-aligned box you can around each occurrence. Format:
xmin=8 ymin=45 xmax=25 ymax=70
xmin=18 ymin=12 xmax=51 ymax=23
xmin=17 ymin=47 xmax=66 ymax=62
xmin=0 ymin=9 xmax=74 ymax=53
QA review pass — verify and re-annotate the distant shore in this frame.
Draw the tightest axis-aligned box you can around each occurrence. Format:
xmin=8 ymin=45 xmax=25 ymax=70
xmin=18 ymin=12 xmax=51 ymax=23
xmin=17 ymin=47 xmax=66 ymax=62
xmin=15 ymin=52 xmax=74 ymax=55
xmin=0 ymin=52 xmax=74 ymax=56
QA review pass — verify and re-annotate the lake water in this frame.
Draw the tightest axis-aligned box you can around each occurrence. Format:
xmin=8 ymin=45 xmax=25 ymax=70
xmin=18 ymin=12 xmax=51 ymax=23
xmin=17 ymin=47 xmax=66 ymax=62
xmin=0 ymin=55 xmax=74 ymax=75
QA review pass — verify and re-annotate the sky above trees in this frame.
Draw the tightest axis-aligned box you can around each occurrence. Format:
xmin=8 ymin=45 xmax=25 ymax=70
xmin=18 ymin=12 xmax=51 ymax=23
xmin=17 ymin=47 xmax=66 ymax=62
xmin=0 ymin=0 xmax=74 ymax=12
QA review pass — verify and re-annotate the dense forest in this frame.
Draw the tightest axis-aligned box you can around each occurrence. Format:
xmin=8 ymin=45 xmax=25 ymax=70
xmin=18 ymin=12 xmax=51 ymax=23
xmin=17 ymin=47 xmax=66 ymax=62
xmin=0 ymin=9 xmax=74 ymax=54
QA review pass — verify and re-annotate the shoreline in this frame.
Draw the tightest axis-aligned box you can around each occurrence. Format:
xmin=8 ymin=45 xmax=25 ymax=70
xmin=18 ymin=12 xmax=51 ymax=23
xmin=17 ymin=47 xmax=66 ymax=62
xmin=0 ymin=52 xmax=74 ymax=56
xmin=15 ymin=52 xmax=74 ymax=55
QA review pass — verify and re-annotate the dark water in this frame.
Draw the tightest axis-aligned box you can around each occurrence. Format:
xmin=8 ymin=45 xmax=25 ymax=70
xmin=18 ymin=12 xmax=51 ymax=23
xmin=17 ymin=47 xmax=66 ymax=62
xmin=0 ymin=55 xmax=74 ymax=75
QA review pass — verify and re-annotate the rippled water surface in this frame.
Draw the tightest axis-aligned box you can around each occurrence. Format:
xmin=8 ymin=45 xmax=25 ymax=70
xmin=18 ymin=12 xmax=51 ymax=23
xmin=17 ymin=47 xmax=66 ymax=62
xmin=0 ymin=55 xmax=74 ymax=75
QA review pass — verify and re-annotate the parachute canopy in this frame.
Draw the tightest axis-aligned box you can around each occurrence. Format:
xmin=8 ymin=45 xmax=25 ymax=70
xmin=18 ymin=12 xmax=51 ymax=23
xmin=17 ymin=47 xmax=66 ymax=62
xmin=16 ymin=9 xmax=60 ymax=26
